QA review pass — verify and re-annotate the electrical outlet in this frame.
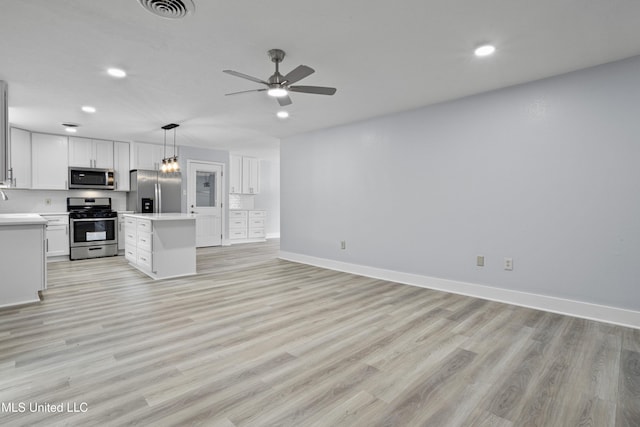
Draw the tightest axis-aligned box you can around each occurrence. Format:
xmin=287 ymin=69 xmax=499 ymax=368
xmin=477 ymin=255 xmax=485 ymax=267
xmin=45 ymin=198 xmax=52 ymax=206
xmin=504 ymin=257 xmax=513 ymax=271
xmin=340 ymin=240 xmax=346 ymax=250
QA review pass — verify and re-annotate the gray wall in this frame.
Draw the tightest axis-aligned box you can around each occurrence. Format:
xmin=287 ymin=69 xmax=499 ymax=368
xmin=281 ymin=55 xmax=640 ymax=312
xmin=253 ymin=158 xmax=280 ymax=237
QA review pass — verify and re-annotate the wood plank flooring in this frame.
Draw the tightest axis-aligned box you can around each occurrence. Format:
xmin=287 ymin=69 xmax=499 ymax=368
xmin=1 ymin=240 xmax=639 ymax=426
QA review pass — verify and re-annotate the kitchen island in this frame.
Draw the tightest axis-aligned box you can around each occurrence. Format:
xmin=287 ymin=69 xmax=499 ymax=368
xmin=122 ymin=213 xmax=197 ymax=280
xmin=0 ymin=213 xmax=47 ymax=307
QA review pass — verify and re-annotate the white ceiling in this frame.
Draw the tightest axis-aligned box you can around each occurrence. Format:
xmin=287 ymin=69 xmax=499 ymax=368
xmin=2 ymin=0 xmax=640 ymax=158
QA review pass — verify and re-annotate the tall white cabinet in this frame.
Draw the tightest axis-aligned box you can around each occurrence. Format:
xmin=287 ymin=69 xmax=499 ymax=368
xmin=8 ymin=127 xmax=31 ymax=188
xmin=31 ymin=133 xmax=68 ymax=190
xmin=113 ymin=141 xmax=130 ymax=191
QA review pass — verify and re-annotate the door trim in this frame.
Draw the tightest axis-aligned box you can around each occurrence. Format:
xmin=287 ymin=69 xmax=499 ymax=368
xmin=186 ymin=159 xmax=226 ymax=246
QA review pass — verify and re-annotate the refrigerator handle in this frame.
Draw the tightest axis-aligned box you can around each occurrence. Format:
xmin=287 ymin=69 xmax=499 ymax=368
xmin=154 ymin=183 xmax=159 ymax=214
xmin=158 ymin=183 xmax=162 ymax=214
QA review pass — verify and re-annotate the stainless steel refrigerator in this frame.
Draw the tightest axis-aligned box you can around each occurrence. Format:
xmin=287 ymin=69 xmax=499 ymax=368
xmin=127 ymin=170 xmax=182 ymax=213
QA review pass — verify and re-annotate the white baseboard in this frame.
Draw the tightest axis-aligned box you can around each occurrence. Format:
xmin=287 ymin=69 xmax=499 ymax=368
xmin=266 ymin=232 xmax=280 ymax=239
xmin=0 ymin=297 xmax=40 ymax=309
xmin=278 ymin=251 xmax=640 ymax=330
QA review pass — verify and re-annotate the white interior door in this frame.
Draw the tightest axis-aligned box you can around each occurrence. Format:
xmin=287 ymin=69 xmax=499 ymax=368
xmin=187 ymin=161 xmax=223 ymax=247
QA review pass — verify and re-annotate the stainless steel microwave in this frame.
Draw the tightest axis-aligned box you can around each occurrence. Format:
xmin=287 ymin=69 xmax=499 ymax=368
xmin=68 ymin=167 xmax=115 ymax=190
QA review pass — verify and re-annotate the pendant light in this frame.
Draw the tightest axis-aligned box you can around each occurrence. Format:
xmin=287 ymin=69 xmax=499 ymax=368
xmin=160 ymin=123 xmax=180 ymax=173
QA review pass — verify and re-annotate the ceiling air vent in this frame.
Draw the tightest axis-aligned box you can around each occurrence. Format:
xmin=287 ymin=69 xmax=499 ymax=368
xmin=138 ymin=0 xmax=195 ymax=19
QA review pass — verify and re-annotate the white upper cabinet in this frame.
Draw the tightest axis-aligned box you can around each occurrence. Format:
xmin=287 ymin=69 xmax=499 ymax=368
xmin=132 ymin=142 xmax=165 ymax=170
xmin=68 ymin=137 xmax=114 ymax=169
xmin=230 ymin=155 xmax=260 ymax=194
xmin=242 ymin=157 xmax=260 ymax=194
xmin=229 ymin=155 xmax=242 ymax=194
xmin=8 ymin=127 xmax=32 ymax=189
xmin=113 ymin=141 xmax=130 ymax=191
xmin=93 ymin=139 xmax=114 ymax=169
xmin=31 ymin=133 xmax=68 ymax=190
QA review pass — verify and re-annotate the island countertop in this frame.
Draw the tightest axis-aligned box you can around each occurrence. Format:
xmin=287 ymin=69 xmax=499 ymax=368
xmin=122 ymin=213 xmax=196 ymax=221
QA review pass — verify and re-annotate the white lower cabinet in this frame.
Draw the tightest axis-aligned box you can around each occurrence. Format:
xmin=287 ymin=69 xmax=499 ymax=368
xmin=248 ymin=210 xmax=266 ymax=239
xmin=117 ymin=212 xmax=133 ymax=252
xmin=229 ymin=210 xmax=248 ymax=240
xmin=124 ymin=216 xmax=138 ymax=263
xmin=229 ymin=210 xmax=266 ymax=243
xmin=41 ymin=214 xmax=70 ymax=258
xmin=124 ymin=214 xmax=196 ymax=280
xmin=0 ymin=219 xmax=47 ymax=306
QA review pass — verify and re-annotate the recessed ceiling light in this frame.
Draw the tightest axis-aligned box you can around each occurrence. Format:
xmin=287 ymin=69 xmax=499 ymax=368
xmin=81 ymin=105 xmax=96 ymax=113
xmin=277 ymin=111 xmax=289 ymax=119
xmin=474 ymin=44 xmax=496 ymax=57
xmin=107 ymin=68 xmax=127 ymax=78
xmin=65 ymin=127 xmax=78 ymax=133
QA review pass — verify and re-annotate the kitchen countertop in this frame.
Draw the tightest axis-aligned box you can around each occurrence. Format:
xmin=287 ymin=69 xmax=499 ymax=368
xmin=122 ymin=213 xmax=196 ymax=221
xmin=0 ymin=213 xmax=48 ymax=226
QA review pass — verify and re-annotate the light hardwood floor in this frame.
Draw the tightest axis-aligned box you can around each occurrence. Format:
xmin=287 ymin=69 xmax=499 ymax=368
xmin=1 ymin=240 xmax=639 ymax=426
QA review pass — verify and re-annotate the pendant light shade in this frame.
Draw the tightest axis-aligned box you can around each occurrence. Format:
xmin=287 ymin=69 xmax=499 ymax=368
xmin=160 ymin=123 xmax=180 ymax=173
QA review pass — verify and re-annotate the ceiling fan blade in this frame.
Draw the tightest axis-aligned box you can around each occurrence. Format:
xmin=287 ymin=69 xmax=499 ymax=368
xmin=225 ymin=88 xmax=267 ymax=96
xmin=282 ymin=65 xmax=315 ymax=85
xmin=289 ymin=85 xmax=337 ymax=95
xmin=277 ymin=95 xmax=292 ymax=106
xmin=223 ymin=70 xmax=269 ymax=85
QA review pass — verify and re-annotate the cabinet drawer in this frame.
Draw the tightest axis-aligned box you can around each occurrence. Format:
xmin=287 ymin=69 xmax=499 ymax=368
xmin=248 ymin=218 xmax=265 ymax=228
xmin=249 ymin=210 xmax=265 ymax=218
xmin=125 ymin=247 xmax=137 ymax=263
xmin=230 ymin=218 xmax=248 ymax=228
xmin=230 ymin=229 xmax=248 ymax=239
xmin=125 ymin=230 xmax=137 ymax=245
xmin=137 ymin=231 xmax=152 ymax=252
xmin=125 ymin=217 xmax=136 ymax=227
xmin=42 ymin=215 xmax=68 ymax=225
xmin=137 ymin=219 xmax=152 ymax=233
xmin=230 ymin=210 xmax=248 ymax=218
xmin=137 ymin=249 xmax=152 ymax=271
xmin=248 ymin=228 xmax=265 ymax=238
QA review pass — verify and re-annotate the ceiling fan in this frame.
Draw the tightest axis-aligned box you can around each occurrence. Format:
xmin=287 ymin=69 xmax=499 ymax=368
xmin=223 ymin=49 xmax=337 ymax=106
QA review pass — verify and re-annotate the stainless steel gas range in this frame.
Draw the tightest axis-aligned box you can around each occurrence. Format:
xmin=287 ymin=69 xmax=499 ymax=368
xmin=67 ymin=197 xmax=118 ymax=260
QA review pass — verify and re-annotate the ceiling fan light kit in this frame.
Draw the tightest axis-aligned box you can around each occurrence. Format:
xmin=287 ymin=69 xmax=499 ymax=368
xmin=267 ymin=87 xmax=288 ymax=98
xmin=224 ymin=48 xmax=337 ymax=106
